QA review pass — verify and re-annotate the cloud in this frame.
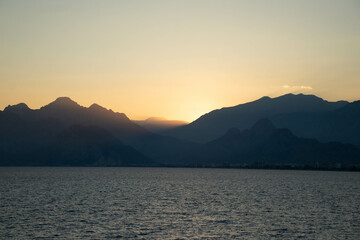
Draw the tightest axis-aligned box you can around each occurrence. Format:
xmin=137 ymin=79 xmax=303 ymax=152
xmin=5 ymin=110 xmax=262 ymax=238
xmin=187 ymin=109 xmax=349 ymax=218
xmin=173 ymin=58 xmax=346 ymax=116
xmin=283 ymin=85 xmax=313 ymax=90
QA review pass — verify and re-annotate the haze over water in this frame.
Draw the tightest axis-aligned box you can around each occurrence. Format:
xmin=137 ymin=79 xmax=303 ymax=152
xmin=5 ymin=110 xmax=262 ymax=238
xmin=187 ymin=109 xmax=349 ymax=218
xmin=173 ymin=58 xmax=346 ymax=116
xmin=1 ymin=167 xmax=359 ymax=239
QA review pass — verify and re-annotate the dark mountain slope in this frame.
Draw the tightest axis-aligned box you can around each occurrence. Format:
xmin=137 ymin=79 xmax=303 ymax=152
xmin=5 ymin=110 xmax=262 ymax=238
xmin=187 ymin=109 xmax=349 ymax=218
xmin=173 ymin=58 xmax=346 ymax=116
xmin=34 ymin=125 xmax=154 ymax=166
xmin=163 ymin=94 xmax=347 ymax=143
xmin=2 ymin=103 xmax=33 ymax=117
xmin=271 ymin=100 xmax=360 ymax=146
xmin=0 ymin=110 xmax=64 ymax=165
xmin=188 ymin=119 xmax=360 ymax=168
xmin=4 ymin=97 xmax=150 ymax=143
xmin=1 ymin=98 xmax=199 ymax=165
xmin=0 ymin=122 xmax=154 ymax=166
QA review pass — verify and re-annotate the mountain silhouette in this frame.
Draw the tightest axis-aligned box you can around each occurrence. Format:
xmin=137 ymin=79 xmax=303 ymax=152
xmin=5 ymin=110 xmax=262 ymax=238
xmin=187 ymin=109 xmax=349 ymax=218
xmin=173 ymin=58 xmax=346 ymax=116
xmin=163 ymin=94 xmax=348 ymax=143
xmin=133 ymin=117 xmax=188 ymax=132
xmin=0 ymin=109 xmax=64 ymax=165
xmin=2 ymin=95 xmax=359 ymax=169
xmin=1 ymin=97 xmax=196 ymax=166
xmin=42 ymin=96 xmax=81 ymax=110
xmin=0 ymin=120 xmax=154 ymax=166
xmin=190 ymin=119 xmax=360 ymax=168
xmin=33 ymin=125 xmax=154 ymax=166
xmin=271 ymin=100 xmax=360 ymax=146
xmin=3 ymin=103 xmax=33 ymax=117
xmin=4 ymin=97 xmax=150 ymax=143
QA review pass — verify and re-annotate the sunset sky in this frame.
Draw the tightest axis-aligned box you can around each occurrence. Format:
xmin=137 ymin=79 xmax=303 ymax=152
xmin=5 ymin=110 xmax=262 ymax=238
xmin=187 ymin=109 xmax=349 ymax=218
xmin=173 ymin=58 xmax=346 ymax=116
xmin=1 ymin=0 xmax=359 ymax=121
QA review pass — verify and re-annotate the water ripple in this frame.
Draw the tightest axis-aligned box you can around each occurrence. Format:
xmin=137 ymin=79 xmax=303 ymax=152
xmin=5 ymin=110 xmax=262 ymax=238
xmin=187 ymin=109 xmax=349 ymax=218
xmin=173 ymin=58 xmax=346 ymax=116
xmin=0 ymin=167 xmax=359 ymax=239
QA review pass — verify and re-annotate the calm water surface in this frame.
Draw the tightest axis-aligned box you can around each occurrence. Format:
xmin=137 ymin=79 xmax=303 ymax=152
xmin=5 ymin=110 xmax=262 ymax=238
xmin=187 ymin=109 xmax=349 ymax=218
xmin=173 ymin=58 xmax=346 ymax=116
xmin=0 ymin=167 xmax=359 ymax=239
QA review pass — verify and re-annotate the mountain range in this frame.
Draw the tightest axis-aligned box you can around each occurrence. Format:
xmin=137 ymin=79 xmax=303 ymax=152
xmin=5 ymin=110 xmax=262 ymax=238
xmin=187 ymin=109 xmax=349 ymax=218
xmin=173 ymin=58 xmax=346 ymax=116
xmin=271 ymin=100 xmax=360 ymax=146
xmin=163 ymin=93 xmax=360 ymax=147
xmin=0 ymin=97 xmax=195 ymax=166
xmin=1 ymin=94 xmax=360 ymax=169
xmin=0 ymin=110 xmax=153 ymax=166
xmin=193 ymin=119 xmax=360 ymax=168
xmin=34 ymin=125 xmax=154 ymax=166
xmin=4 ymin=97 xmax=150 ymax=143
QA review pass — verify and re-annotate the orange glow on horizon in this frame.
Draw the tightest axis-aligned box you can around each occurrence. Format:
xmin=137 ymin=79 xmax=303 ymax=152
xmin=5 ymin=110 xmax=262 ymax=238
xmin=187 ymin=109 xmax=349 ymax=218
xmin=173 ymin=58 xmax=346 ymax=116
xmin=0 ymin=1 xmax=359 ymax=121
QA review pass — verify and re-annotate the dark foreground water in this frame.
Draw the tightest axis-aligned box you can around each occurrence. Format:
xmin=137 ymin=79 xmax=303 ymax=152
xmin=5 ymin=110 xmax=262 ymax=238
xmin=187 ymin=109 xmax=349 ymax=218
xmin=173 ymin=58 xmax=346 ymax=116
xmin=0 ymin=168 xmax=359 ymax=239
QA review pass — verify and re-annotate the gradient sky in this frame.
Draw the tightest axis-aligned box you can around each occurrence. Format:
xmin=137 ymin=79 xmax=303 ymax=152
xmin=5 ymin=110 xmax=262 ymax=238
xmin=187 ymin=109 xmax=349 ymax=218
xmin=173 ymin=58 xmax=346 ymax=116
xmin=1 ymin=0 xmax=359 ymax=121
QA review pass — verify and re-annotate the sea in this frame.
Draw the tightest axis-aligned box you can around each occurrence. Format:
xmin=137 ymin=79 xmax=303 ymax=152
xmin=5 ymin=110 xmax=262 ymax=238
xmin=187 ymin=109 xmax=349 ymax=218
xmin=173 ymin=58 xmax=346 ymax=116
xmin=0 ymin=167 xmax=359 ymax=239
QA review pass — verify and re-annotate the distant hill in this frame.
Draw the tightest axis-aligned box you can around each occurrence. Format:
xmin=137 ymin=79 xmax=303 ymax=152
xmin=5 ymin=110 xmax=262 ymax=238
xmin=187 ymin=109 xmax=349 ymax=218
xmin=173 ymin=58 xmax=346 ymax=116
xmin=133 ymin=117 xmax=188 ymax=132
xmin=0 ymin=119 xmax=154 ymax=166
xmin=1 ymin=97 xmax=196 ymax=166
xmin=0 ymin=110 xmax=64 ymax=165
xmin=271 ymin=100 xmax=360 ymax=146
xmin=34 ymin=125 xmax=154 ymax=166
xmin=2 ymin=95 xmax=359 ymax=169
xmin=188 ymin=119 xmax=360 ymax=168
xmin=4 ymin=97 xmax=150 ymax=143
xmin=163 ymin=94 xmax=349 ymax=143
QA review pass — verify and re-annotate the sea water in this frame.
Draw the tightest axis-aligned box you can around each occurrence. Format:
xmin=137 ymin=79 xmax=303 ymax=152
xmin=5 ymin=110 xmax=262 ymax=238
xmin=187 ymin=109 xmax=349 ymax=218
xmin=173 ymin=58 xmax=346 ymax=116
xmin=1 ymin=167 xmax=359 ymax=239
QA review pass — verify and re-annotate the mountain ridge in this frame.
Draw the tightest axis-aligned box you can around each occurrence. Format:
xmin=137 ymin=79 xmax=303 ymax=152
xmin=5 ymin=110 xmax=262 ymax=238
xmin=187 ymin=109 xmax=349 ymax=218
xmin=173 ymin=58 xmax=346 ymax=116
xmin=4 ymin=97 xmax=149 ymax=143
xmin=1 ymin=94 xmax=360 ymax=169
xmin=193 ymin=119 xmax=360 ymax=168
xmin=271 ymin=100 xmax=360 ymax=146
xmin=162 ymin=93 xmax=350 ymax=143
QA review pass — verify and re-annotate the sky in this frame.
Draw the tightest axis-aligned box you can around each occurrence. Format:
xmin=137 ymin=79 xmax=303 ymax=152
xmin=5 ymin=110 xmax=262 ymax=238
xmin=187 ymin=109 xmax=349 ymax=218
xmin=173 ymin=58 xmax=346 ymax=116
xmin=0 ymin=0 xmax=359 ymax=121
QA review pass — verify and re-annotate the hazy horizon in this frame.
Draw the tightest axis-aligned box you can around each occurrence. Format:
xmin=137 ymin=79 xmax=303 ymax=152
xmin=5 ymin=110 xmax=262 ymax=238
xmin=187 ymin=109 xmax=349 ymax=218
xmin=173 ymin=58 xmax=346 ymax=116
xmin=1 ymin=0 xmax=359 ymax=121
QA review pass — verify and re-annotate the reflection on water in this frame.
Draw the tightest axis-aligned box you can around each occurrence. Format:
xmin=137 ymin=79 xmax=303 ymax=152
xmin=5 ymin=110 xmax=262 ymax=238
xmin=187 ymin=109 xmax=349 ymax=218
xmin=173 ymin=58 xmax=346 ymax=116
xmin=1 ymin=167 xmax=359 ymax=239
